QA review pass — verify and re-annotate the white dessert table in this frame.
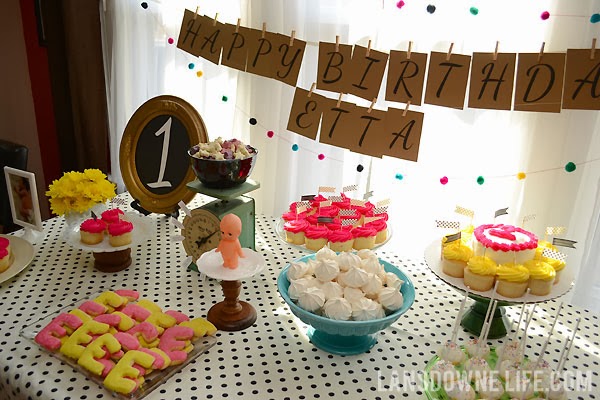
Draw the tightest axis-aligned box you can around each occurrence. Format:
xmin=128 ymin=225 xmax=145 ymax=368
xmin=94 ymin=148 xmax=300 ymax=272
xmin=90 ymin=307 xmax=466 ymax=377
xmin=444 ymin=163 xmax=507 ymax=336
xmin=0 ymin=192 xmax=598 ymax=399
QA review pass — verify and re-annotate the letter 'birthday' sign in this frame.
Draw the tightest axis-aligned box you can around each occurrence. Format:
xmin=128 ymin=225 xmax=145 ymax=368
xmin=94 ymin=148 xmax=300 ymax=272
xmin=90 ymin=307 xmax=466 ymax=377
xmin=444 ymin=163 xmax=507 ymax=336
xmin=120 ymin=95 xmax=208 ymax=214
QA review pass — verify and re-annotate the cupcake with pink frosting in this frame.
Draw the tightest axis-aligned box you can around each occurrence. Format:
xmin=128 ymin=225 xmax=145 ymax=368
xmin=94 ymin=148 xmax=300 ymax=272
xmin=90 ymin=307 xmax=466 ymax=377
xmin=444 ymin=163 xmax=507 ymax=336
xmin=304 ymin=225 xmax=330 ymax=251
xmin=283 ymin=219 xmax=309 ymax=245
xmin=352 ymin=226 xmax=377 ymax=250
xmin=328 ymin=228 xmax=354 ymax=252
xmin=364 ymin=218 xmax=388 ymax=244
xmin=108 ymin=220 xmax=134 ymax=247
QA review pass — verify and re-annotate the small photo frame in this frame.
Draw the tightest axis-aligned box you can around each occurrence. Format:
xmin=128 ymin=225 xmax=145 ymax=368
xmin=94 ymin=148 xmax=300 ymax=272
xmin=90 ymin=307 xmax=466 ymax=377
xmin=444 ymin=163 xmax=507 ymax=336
xmin=3 ymin=167 xmax=43 ymax=231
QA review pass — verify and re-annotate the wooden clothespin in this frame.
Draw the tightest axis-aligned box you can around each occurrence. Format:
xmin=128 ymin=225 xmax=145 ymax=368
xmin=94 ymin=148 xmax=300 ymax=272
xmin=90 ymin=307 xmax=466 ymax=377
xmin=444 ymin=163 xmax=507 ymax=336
xmin=335 ymin=35 xmax=340 ymax=52
xmin=367 ymin=98 xmax=377 ymax=113
xmin=290 ymin=30 xmax=296 ymax=47
xmin=235 ymin=18 xmax=241 ymax=33
xmin=308 ymin=82 xmax=316 ymax=98
xmin=194 ymin=6 xmax=199 ymax=20
xmin=336 ymin=93 xmax=343 ymax=108
xmin=493 ymin=41 xmax=499 ymax=61
xmin=591 ymin=38 xmax=597 ymax=60
xmin=262 ymin=22 xmax=266 ymax=39
xmin=538 ymin=42 xmax=545 ymax=63
xmin=402 ymin=101 xmax=411 ymax=117
xmin=213 ymin=13 xmax=218 ymax=27
xmin=366 ymin=39 xmax=372 ymax=57
xmin=407 ymin=41 xmax=412 ymax=59
xmin=446 ymin=42 xmax=454 ymax=61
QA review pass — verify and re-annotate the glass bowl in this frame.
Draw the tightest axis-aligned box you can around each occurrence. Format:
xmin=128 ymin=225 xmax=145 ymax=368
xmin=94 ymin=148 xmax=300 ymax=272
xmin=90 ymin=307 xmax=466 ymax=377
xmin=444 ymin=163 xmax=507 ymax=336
xmin=188 ymin=148 xmax=258 ymax=188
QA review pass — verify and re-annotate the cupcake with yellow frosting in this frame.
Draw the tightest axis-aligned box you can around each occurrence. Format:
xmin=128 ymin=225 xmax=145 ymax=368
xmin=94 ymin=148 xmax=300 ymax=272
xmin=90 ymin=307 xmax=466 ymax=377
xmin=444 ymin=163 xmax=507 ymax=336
xmin=524 ymin=259 xmax=556 ymax=296
xmin=496 ymin=263 xmax=530 ymax=298
xmin=542 ymin=257 xmax=566 ymax=284
xmin=464 ymin=256 xmax=497 ymax=292
xmin=442 ymin=241 xmax=473 ymax=278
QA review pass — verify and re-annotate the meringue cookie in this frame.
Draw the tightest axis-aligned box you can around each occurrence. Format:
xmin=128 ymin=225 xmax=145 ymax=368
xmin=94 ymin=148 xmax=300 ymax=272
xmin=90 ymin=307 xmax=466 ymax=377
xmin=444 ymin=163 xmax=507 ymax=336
xmin=315 ymin=246 xmax=337 ymax=261
xmin=361 ymin=257 xmax=383 ymax=276
xmin=356 ymin=249 xmax=377 ymax=260
xmin=351 ymin=297 xmax=385 ymax=321
xmin=297 ymin=287 xmax=325 ymax=312
xmin=384 ymin=272 xmax=404 ymax=290
xmin=338 ymin=267 xmax=369 ymax=288
xmin=288 ymin=277 xmax=317 ymax=300
xmin=336 ymin=252 xmax=362 ymax=272
xmin=323 ymin=297 xmax=352 ymax=320
xmin=320 ymin=281 xmax=344 ymax=300
xmin=287 ymin=262 xmax=311 ymax=280
xmin=343 ymin=287 xmax=365 ymax=303
xmin=378 ymin=287 xmax=404 ymax=311
xmin=314 ymin=259 xmax=340 ymax=282
xmin=361 ymin=273 xmax=383 ymax=297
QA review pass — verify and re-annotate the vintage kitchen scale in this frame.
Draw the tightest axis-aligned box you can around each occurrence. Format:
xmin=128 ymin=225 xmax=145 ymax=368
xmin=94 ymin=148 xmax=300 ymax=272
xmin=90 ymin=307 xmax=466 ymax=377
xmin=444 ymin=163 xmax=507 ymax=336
xmin=181 ymin=178 xmax=260 ymax=272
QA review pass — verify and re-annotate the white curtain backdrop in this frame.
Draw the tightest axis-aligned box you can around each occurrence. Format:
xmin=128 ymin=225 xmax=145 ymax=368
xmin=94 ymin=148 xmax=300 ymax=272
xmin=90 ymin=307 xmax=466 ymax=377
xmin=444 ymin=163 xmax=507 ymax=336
xmin=101 ymin=0 xmax=600 ymax=312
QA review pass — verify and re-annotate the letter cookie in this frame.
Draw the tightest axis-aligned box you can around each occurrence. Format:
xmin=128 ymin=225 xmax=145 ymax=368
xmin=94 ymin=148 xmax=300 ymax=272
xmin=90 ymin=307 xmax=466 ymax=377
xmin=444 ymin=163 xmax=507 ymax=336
xmin=180 ymin=318 xmax=218 ymax=338
xmin=59 ymin=320 xmax=110 ymax=360
xmin=103 ymin=350 xmax=154 ymax=394
xmin=94 ymin=291 xmax=127 ymax=312
xmin=158 ymin=326 xmax=194 ymax=365
xmin=78 ymin=333 xmax=122 ymax=376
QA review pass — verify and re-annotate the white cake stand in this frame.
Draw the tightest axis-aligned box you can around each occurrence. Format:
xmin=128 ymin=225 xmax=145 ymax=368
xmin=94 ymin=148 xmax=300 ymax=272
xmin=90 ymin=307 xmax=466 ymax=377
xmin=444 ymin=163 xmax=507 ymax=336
xmin=196 ymin=248 xmax=266 ymax=331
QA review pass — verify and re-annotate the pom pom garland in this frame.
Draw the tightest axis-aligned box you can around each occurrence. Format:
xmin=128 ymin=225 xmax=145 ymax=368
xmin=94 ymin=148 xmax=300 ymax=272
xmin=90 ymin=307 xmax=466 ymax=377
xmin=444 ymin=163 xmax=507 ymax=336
xmin=565 ymin=162 xmax=577 ymax=172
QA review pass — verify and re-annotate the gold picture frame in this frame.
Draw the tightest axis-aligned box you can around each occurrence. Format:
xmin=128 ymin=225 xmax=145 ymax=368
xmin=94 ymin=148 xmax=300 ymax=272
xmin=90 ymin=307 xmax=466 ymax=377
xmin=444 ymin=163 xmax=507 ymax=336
xmin=119 ymin=95 xmax=208 ymax=214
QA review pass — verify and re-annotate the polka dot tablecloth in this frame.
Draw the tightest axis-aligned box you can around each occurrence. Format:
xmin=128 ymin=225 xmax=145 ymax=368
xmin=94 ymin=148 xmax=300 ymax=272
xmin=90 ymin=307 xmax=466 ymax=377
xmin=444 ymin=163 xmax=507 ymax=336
xmin=0 ymin=194 xmax=599 ymax=399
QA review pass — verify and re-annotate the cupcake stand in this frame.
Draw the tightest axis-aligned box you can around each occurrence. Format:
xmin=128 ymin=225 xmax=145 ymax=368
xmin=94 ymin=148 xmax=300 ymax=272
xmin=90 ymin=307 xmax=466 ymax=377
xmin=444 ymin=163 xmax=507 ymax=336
xmin=62 ymin=212 xmax=154 ymax=272
xmin=424 ymin=241 xmax=575 ymax=338
xmin=196 ymin=248 xmax=266 ymax=331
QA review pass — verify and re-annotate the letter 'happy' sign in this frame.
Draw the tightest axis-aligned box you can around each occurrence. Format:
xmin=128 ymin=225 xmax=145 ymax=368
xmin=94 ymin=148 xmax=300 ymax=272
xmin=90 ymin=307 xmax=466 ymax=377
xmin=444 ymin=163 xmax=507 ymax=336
xmin=120 ymin=95 xmax=209 ymax=214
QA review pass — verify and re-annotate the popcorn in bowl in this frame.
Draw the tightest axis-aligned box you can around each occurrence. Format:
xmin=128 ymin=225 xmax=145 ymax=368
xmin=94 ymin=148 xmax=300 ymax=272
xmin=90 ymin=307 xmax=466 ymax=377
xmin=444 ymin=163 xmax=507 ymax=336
xmin=189 ymin=137 xmax=256 ymax=161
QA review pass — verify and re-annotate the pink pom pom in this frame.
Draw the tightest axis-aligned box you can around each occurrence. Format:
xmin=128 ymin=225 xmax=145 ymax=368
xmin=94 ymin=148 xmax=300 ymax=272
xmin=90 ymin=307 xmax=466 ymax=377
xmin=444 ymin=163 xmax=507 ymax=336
xmin=267 ymin=130 xmax=274 ymax=138
xmin=396 ymin=0 xmax=405 ymax=8
xmin=318 ymin=154 xmax=325 ymax=160
xmin=541 ymin=11 xmax=550 ymax=20
xmin=440 ymin=176 xmax=448 ymax=185
xmin=168 ymin=38 xmax=174 ymax=44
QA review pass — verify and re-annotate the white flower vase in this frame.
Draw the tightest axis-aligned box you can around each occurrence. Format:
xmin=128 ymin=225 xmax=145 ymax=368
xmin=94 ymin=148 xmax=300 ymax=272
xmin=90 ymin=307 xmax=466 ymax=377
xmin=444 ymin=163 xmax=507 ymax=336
xmin=63 ymin=202 xmax=108 ymax=230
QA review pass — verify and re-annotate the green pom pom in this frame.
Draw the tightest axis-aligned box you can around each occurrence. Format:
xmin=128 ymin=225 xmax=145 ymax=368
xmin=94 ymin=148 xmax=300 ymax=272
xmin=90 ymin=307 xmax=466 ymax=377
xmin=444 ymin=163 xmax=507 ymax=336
xmin=565 ymin=162 xmax=577 ymax=172
xmin=470 ymin=7 xmax=479 ymax=15
xmin=476 ymin=176 xmax=485 ymax=185
xmin=221 ymin=95 xmax=228 ymax=102
xmin=395 ymin=173 xmax=404 ymax=180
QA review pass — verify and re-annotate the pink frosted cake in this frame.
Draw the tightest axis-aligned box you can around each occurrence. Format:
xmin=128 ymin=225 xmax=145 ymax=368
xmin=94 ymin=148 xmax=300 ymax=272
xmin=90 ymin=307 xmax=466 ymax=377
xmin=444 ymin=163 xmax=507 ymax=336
xmin=473 ymin=224 xmax=538 ymax=265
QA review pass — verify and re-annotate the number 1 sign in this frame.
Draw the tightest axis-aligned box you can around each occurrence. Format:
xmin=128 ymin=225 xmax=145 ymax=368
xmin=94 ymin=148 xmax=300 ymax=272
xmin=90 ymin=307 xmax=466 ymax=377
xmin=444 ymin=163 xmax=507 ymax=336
xmin=120 ymin=95 xmax=208 ymax=214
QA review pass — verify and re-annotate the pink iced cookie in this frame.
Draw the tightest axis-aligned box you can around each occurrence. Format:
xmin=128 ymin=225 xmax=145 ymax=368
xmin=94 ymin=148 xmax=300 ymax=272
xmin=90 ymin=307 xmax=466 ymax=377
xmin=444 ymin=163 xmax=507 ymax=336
xmin=113 ymin=332 xmax=140 ymax=351
xmin=114 ymin=289 xmax=139 ymax=302
xmin=79 ymin=301 xmax=108 ymax=317
xmin=158 ymin=326 xmax=194 ymax=365
xmin=34 ymin=313 xmax=84 ymax=351
xmin=94 ymin=313 xmax=122 ymax=327
xmin=121 ymin=304 xmax=151 ymax=322
xmin=97 ymin=357 xmax=116 ymax=377
xmin=165 ymin=310 xmax=190 ymax=324
xmin=126 ymin=321 xmax=159 ymax=343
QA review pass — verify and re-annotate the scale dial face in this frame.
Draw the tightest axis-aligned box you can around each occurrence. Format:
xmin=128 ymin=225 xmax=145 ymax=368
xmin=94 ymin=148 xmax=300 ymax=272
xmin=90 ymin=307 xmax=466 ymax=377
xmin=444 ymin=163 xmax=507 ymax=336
xmin=181 ymin=208 xmax=222 ymax=261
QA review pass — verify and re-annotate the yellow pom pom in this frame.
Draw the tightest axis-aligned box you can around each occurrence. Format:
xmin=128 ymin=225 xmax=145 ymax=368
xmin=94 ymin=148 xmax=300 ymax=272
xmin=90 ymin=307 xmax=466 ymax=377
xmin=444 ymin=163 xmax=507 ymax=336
xmin=196 ymin=70 xmax=203 ymax=77
xmin=517 ymin=172 xmax=526 ymax=180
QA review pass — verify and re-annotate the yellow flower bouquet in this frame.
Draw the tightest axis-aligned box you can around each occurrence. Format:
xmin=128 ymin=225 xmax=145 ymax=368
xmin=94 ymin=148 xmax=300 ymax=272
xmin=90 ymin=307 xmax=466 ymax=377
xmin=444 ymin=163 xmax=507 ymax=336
xmin=46 ymin=169 xmax=116 ymax=216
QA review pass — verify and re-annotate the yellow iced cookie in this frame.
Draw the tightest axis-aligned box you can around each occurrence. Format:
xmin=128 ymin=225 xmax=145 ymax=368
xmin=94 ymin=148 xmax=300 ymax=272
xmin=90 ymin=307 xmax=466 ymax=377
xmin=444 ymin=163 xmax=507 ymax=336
xmin=94 ymin=291 xmax=127 ymax=312
xmin=60 ymin=320 xmax=110 ymax=360
xmin=136 ymin=299 xmax=162 ymax=314
xmin=78 ymin=334 xmax=121 ymax=376
xmin=180 ymin=318 xmax=217 ymax=338
xmin=103 ymin=350 xmax=154 ymax=394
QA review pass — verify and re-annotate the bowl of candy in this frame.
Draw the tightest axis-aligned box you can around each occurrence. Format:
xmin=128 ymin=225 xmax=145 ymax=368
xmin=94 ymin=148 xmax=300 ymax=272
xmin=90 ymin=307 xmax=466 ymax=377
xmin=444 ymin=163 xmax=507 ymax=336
xmin=188 ymin=138 xmax=258 ymax=188
xmin=277 ymin=248 xmax=416 ymax=355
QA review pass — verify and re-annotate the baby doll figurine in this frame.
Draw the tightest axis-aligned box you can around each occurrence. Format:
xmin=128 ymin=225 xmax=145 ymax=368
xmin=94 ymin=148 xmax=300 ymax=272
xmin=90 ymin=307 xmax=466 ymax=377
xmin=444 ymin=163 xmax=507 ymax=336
xmin=216 ymin=213 xmax=245 ymax=269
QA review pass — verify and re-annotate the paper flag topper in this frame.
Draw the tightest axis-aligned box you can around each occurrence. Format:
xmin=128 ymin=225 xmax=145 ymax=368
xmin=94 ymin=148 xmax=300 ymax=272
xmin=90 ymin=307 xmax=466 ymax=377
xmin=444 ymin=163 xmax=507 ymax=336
xmin=546 ymin=226 xmax=567 ymax=235
xmin=328 ymin=195 xmax=343 ymax=202
xmin=364 ymin=216 xmax=382 ymax=224
xmin=319 ymin=200 xmax=332 ymax=207
xmin=350 ymin=199 xmax=366 ymax=206
xmin=494 ymin=207 xmax=509 ymax=218
xmin=373 ymin=206 xmax=388 ymax=214
xmin=296 ymin=204 xmax=308 ymax=214
xmin=522 ymin=214 xmax=536 ymax=223
xmin=295 ymin=201 xmax=311 ymax=209
xmin=317 ymin=216 xmax=334 ymax=224
xmin=301 ymin=194 xmax=316 ymax=201
xmin=343 ymin=184 xmax=358 ymax=192
xmin=363 ymin=191 xmax=374 ymax=201
xmin=552 ymin=237 xmax=577 ymax=249
xmin=436 ymin=220 xmax=461 ymax=230
xmin=376 ymin=199 xmax=390 ymax=207
xmin=339 ymin=209 xmax=356 ymax=216
xmin=341 ymin=219 xmax=359 ymax=226
xmin=444 ymin=232 xmax=462 ymax=243
xmin=542 ymin=248 xmax=568 ymax=261
xmin=318 ymin=186 xmax=336 ymax=193
xmin=455 ymin=205 xmax=475 ymax=218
